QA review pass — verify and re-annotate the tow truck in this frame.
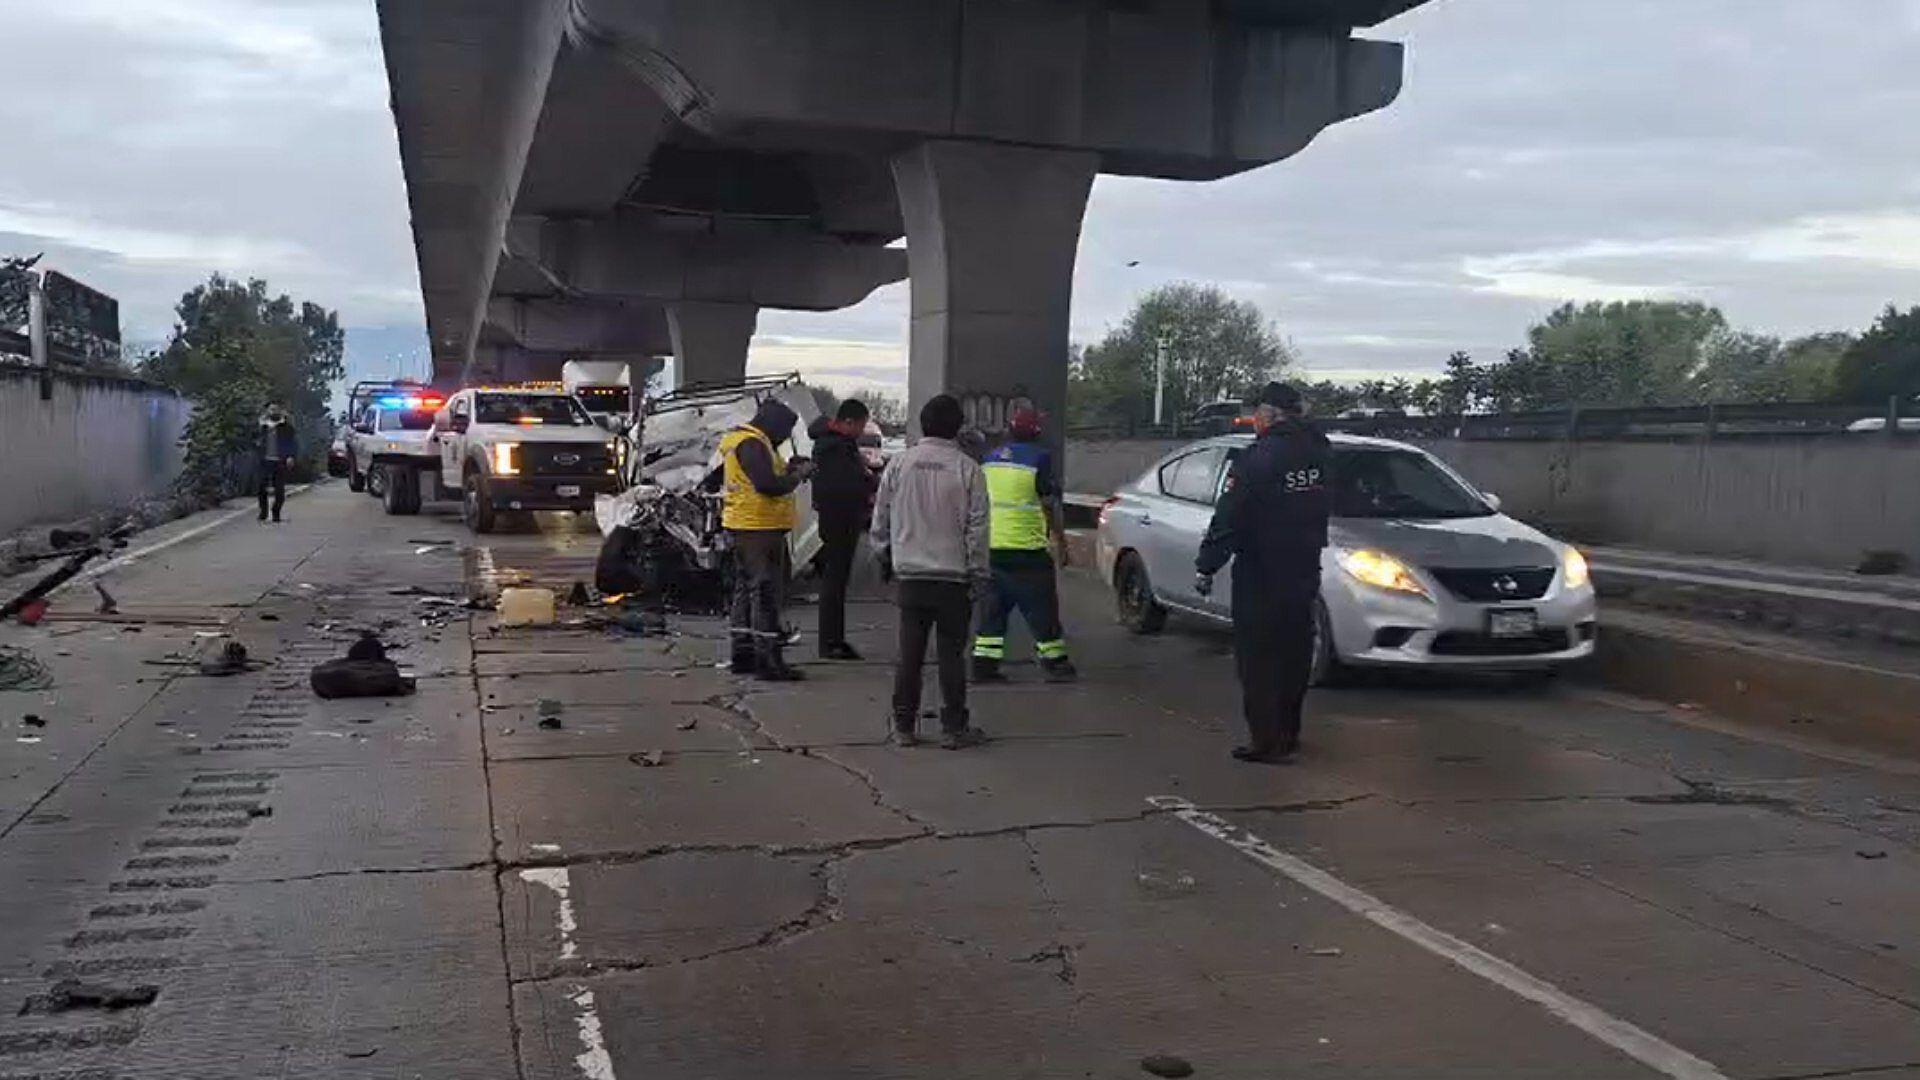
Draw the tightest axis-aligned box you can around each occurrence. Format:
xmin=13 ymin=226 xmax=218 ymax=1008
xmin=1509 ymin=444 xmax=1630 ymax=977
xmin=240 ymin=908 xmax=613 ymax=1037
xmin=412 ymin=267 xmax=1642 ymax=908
xmin=562 ymin=359 xmax=642 ymax=429
xmin=429 ymin=384 xmax=623 ymax=533
xmin=345 ymin=388 xmax=446 ymax=513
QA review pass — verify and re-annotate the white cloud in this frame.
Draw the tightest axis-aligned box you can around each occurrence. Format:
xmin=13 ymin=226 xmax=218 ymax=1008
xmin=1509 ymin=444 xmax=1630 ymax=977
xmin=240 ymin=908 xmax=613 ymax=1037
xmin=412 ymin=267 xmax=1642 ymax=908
xmin=0 ymin=199 xmax=308 ymax=271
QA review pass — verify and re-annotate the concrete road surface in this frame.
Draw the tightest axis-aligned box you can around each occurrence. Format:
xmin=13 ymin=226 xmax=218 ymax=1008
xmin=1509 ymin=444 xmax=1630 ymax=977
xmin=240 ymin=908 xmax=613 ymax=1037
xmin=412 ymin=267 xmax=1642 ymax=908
xmin=2 ymin=482 xmax=1918 ymax=1079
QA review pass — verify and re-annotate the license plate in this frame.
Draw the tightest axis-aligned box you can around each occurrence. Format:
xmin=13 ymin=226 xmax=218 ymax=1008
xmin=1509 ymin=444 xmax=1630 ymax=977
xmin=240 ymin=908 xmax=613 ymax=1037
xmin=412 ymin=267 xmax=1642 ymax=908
xmin=555 ymin=485 xmax=581 ymax=498
xmin=1487 ymin=609 xmax=1538 ymax=638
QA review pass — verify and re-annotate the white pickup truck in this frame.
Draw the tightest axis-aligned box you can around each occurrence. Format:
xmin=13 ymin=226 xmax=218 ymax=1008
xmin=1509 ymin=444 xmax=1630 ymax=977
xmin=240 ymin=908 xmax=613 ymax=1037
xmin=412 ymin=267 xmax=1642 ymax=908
xmin=429 ymin=387 xmax=622 ymax=533
xmin=345 ymin=398 xmax=442 ymax=514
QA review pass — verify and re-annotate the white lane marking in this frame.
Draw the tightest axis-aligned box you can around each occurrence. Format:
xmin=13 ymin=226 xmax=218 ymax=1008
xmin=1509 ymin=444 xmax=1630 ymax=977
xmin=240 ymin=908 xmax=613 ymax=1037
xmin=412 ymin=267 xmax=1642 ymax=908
xmin=521 ymin=864 xmax=618 ymax=1080
xmin=519 ymin=866 xmax=581 ymax=960
xmin=1148 ymin=796 xmax=1731 ymax=1080
xmin=59 ymin=484 xmax=315 ymax=592
xmin=566 ymin=987 xmax=618 ymax=1080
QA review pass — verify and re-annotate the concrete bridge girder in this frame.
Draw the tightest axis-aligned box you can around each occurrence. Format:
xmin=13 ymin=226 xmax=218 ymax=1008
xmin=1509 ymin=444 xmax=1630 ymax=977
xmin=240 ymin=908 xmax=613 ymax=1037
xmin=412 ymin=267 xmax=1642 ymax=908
xmin=504 ymin=218 xmax=907 ymax=313
xmin=568 ymin=0 xmax=1405 ymax=180
xmin=484 ymin=297 xmax=673 ymax=356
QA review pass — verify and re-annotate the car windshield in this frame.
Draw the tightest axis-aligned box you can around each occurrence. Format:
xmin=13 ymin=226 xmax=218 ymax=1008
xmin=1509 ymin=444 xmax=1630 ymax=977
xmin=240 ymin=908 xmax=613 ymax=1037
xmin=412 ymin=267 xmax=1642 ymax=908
xmin=476 ymin=393 xmax=589 ymax=425
xmin=377 ymin=410 xmax=435 ymax=432
xmin=1331 ymin=448 xmax=1492 ymax=519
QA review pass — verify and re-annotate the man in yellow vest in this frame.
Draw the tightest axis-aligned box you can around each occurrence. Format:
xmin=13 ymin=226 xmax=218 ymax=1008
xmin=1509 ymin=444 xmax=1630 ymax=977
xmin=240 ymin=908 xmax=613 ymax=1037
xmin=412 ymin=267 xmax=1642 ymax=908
xmin=972 ymin=407 xmax=1077 ymax=683
xmin=718 ymin=398 xmax=814 ymax=680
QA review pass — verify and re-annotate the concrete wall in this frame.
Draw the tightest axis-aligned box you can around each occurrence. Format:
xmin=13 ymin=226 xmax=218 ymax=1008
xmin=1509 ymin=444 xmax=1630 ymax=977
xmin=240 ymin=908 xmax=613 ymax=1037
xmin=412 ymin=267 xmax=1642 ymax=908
xmin=1066 ymin=434 xmax=1920 ymax=571
xmin=0 ymin=367 xmax=191 ymax=538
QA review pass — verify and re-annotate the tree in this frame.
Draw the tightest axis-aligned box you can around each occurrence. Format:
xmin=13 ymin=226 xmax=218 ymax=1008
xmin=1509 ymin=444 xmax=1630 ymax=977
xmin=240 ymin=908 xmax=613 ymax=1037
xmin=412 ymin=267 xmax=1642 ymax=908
xmin=141 ymin=275 xmax=345 ymax=497
xmin=1833 ymin=306 xmax=1920 ymax=404
xmin=1070 ymin=283 xmax=1294 ymax=428
xmin=1694 ymin=330 xmax=1848 ymax=404
xmin=1523 ymin=300 xmax=1727 ymax=407
xmin=847 ymin=389 xmax=908 ymax=432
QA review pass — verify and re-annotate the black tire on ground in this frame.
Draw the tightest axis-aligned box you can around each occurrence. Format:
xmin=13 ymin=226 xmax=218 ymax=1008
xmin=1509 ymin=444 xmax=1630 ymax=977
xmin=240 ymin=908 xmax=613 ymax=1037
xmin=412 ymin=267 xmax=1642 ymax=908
xmin=1114 ymin=551 xmax=1167 ymax=635
xmin=347 ymin=458 xmax=366 ymax=493
xmin=383 ymin=463 xmax=421 ymax=515
xmin=367 ymin=464 xmax=386 ymax=498
xmin=463 ymin=471 xmax=496 ymax=534
xmin=1308 ymin=596 xmax=1349 ymax=687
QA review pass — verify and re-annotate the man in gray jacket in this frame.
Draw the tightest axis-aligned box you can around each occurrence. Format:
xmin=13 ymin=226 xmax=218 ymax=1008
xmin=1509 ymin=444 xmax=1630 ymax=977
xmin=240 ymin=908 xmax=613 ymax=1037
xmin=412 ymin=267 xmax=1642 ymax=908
xmin=870 ymin=394 xmax=991 ymax=749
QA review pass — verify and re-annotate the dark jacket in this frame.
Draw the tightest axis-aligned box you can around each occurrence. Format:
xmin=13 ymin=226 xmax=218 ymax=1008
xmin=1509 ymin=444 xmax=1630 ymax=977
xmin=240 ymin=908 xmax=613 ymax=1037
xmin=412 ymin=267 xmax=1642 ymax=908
xmin=1196 ymin=420 xmax=1331 ymax=578
xmin=807 ymin=416 xmax=875 ymax=527
xmin=261 ymin=419 xmax=298 ymax=462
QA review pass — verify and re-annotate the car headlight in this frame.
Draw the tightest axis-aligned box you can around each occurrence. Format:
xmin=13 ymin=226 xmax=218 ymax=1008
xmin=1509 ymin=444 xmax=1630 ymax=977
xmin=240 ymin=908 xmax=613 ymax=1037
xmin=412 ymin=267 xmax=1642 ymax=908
xmin=1563 ymin=547 xmax=1591 ymax=590
xmin=1336 ymin=548 xmax=1430 ymax=599
xmin=491 ymin=442 xmax=520 ymax=476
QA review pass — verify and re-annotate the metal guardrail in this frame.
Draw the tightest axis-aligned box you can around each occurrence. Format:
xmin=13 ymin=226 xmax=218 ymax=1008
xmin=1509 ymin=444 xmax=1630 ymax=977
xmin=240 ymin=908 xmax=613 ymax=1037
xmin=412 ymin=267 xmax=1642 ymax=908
xmin=1067 ymin=399 xmax=1914 ymax=443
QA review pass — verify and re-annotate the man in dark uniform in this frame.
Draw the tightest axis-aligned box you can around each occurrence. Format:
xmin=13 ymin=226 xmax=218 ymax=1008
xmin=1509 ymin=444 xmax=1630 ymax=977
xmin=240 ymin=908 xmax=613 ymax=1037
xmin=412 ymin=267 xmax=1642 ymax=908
xmin=1195 ymin=382 xmax=1331 ymax=763
xmin=807 ymin=398 xmax=877 ymax=660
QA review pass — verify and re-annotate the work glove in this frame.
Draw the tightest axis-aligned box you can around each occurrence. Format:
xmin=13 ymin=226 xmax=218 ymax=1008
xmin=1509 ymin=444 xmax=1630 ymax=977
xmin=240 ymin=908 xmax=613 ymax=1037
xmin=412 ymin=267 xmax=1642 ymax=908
xmin=1193 ymin=572 xmax=1214 ymax=598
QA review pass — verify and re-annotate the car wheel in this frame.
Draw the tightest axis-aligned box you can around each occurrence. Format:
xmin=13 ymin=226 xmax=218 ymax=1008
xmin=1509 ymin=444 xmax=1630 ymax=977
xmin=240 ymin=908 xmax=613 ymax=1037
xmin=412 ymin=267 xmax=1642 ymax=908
xmin=366 ymin=464 xmax=386 ymax=497
xmin=1308 ymin=597 xmax=1349 ymax=687
xmin=347 ymin=458 xmax=366 ymax=493
xmin=383 ymin=464 xmax=420 ymax=516
xmin=463 ymin=471 xmax=496 ymax=534
xmin=1114 ymin=551 xmax=1167 ymax=635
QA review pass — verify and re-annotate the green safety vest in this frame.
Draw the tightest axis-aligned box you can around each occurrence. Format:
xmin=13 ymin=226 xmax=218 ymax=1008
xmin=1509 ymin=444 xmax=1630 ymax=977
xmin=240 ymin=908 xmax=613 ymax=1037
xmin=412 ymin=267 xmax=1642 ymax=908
xmin=983 ymin=451 xmax=1050 ymax=552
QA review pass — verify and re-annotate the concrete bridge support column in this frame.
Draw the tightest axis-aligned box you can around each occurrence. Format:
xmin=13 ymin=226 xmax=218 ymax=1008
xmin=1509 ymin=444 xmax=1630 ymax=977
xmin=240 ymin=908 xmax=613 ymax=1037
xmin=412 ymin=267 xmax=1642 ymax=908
xmin=892 ymin=141 xmax=1097 ymax=453
xmin=667 ymin=301 xmax=758 ymax=388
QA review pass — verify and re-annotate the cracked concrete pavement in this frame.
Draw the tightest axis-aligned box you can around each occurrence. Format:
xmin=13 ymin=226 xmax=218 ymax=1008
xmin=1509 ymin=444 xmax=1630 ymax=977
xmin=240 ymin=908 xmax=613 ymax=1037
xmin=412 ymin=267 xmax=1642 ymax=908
xmin=2 ymin=482 xmax=1920 ymax=1078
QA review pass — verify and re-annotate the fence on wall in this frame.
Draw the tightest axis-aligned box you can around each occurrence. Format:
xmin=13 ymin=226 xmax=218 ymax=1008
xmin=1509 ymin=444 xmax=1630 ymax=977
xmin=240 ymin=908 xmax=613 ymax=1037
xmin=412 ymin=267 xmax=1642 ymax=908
xmin=1068 ymin=398 xmax=1913 ymax=443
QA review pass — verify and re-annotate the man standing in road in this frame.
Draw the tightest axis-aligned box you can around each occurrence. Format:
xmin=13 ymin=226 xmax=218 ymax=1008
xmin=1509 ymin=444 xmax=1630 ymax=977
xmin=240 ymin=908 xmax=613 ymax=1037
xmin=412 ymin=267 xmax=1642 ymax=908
xmin=1195 ymin=382 xmax=1330 ymax=763
xmin=870 ymin=394 xmax=992 ymax=749
xmin=972 ymin=406 xmax=1077 ymax=683
xmin=808 ymin=398 xmax=877 ymax=661
xmin=258 ymin=405 xmax=298 ymax=523
xmin=719 ymin=397 xmax=815 ymax=681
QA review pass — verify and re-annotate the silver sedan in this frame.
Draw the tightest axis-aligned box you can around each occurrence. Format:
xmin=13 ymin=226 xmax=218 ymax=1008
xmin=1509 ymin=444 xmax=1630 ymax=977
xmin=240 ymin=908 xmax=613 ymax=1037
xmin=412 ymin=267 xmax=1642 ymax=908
xmin=1094 ymin=433 xmax=1597 ymax=682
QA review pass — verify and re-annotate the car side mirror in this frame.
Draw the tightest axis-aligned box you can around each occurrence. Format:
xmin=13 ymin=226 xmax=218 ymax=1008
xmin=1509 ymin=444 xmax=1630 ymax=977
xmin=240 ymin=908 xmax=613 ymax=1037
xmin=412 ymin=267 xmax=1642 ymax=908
xmin=1482 ymin=492 xmax=1503 ymax=512
xmin=451 ymin=415 xmax=469 ymax=434
xmin=355 ymin=422 xmax=373 ymax=435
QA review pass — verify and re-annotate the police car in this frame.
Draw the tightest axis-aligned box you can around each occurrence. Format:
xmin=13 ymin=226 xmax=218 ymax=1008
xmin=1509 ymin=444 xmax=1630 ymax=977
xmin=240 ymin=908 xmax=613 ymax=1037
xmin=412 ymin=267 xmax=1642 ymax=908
xmin=345 ymin=389 xmax=445 ymax=514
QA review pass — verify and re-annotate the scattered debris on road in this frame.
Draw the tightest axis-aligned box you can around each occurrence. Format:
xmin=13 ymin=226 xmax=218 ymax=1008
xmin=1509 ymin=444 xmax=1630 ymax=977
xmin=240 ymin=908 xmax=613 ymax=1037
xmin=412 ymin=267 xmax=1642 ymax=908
xmin=0 ymin=645 xmax=53 ymax=691
xmin=41 ymin=980 xmax=159 ymax=1013
xmin=1140 ymin=1054 xmax=1195 ymax=1078
xmin=630 ymin=750 xmax=667 ymax=767
xmin=1857 ymin=849 xmax=1889 ymax=860
xmin=23 ymin=714 xmax=45 ymax=728
xmin=498 ymin=587 xmax=557 ymax=626
xmin=311 ymin=634 xmax=416 ymax=699
xmin=676 ymin=717 xmax=698 ymax=731
xmin=94 ymin=582 xmax=117 ymax=615
xmin=536 ymin=700 xmax=565 ymax=730
xmin=1310 ymin=946 xmax=1345 ymax=957
xmin=197 ymin=641 xmax=256 ymax=677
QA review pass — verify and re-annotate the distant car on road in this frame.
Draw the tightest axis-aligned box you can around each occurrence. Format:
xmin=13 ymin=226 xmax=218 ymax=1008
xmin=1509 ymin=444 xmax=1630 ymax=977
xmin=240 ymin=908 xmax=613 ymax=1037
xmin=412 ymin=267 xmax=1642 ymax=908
xmin=1096 ymin=433 xmax=1597 ymax=682
xmin=326 ymin=436 xmax=350 ymax=478
xmin=1188 ymin=401 xmax=1253 ymax=434
xmin=1844 ymin=416 xmax=1920 ymax=433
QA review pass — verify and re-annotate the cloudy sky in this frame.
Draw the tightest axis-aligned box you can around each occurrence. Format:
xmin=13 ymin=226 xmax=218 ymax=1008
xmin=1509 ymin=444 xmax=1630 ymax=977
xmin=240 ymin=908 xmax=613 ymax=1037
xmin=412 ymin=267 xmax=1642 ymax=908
xmin=4 ymin=0 xmax=1918 ymax=393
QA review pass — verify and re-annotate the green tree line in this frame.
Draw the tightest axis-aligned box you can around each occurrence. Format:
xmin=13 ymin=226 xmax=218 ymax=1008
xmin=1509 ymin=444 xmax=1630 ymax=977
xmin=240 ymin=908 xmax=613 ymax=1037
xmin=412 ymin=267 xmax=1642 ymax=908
xmin=1070 ymin=287 xmax=1920 ymax=425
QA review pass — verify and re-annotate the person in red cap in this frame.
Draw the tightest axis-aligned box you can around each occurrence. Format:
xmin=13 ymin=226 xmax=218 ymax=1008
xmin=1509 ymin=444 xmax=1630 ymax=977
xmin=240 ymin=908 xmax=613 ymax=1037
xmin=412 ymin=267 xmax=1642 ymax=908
xmin=972 ymin=405 xmax=1077 ymax=683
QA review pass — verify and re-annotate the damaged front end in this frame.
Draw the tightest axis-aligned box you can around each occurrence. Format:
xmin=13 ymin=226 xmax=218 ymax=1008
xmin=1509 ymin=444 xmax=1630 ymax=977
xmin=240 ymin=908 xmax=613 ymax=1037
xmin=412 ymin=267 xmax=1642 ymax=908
xmin=593 ymin=375 xmax=822 ymax=611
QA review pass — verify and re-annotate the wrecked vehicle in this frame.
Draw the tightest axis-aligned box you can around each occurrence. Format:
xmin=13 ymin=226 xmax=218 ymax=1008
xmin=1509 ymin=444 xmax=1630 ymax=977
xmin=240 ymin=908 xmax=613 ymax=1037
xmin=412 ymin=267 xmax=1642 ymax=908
xmin=594 ymin=374 xmax=822 ymax=610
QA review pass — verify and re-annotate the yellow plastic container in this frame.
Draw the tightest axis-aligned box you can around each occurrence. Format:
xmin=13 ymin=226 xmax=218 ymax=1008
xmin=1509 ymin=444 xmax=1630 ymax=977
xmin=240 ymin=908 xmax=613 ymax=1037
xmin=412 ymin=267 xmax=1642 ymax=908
xmin=496 ymin=587 xmax=557 ymax=627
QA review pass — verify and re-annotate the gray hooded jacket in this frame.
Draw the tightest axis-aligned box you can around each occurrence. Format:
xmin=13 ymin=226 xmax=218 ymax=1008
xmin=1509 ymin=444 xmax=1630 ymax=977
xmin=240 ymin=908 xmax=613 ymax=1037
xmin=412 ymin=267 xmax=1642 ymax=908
xmin=869 ymin=437 xmax=989 ymax=583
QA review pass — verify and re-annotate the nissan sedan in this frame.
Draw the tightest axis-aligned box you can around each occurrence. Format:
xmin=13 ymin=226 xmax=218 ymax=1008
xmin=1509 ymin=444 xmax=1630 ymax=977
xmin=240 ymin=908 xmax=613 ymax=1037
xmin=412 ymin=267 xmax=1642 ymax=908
xmin=1095 ymin=433 xmax=1597 ymax=682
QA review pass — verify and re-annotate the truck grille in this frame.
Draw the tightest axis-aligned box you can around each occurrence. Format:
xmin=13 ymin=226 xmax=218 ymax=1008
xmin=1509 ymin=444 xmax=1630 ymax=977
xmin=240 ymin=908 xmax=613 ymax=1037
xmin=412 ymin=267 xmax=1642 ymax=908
xmin=1427 ymin=567 xmax=1555 ymax=602
xmin=521 ymin=443 xmax=613 ymax=477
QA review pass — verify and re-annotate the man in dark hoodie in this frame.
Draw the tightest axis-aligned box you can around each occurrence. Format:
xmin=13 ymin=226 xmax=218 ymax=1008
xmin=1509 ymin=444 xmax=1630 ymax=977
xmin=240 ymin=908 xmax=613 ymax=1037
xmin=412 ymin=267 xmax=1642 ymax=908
xmin=258 ymin=405 xmax=298 ymax=523
xmin=717 ymin=397 xmax=815 ymax=680
xmin=807 ymin=398 xmax=877 ymax=660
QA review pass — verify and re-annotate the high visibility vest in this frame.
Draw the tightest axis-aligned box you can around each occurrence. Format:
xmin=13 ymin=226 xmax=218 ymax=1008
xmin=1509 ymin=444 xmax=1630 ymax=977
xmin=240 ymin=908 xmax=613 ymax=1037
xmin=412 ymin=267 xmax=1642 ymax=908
xmin=718 ymin=425 xmax=797 ymax=531
xmin=983 ymin=441 xmax=1051 ymax=551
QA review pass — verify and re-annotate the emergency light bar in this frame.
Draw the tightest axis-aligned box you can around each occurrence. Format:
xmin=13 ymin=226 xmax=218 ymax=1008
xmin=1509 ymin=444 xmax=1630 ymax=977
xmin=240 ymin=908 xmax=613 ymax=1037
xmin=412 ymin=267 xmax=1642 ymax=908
xmin=376 ymin=395 xmax=444 ymax=410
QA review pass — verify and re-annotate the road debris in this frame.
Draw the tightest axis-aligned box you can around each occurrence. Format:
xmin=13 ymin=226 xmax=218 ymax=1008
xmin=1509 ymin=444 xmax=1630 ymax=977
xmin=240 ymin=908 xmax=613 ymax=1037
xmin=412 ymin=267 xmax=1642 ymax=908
xmin=197 ymin=641 xmax=256 ymax=677
xmin=1857 ymin=849 xmax=1889 ymax=860
xmin=42 ymin=980 xmax=159 ymax=1012
xmin=675 ymin=717 xmax=698 ymax=731
xmin=311 ymin=634 xmax=416 ymax=699
xmin=566 ymin=581 xmax=592 ymax=606
xmin=16 ymin=598 xmax=49 ymax=625
xmin=498 ymin=587 xmax=557 ymax=627
xmin=0 ymin=645 xmax=53 ymax=691
xmin=630 ymin=750 xmax=667 ymax=767
xmin=1309 ymin=947 xmax=1344 ymax=958
xmin=23 ymin=714 xmax=45 ymax=728
xmin=1140 ymin=1054 xmax=1195 ymax=1077
xmin=94 ymin=582 xmax=117 ymax=615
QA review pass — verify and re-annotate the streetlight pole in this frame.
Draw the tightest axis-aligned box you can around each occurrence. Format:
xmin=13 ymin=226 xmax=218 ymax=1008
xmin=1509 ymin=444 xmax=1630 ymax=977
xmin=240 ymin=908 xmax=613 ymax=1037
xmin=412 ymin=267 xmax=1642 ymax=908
xmin=1153 ymin=336 xmax=1168 ymax=428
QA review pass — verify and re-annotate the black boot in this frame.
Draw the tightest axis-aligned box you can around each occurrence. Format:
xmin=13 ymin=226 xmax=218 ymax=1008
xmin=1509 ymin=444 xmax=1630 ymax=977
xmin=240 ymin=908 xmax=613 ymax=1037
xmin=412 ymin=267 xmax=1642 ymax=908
xmin=971 ymin=658 xmax=1006 ymax=683
xmin=1041 ymin=657 xmax=1078 ymax=683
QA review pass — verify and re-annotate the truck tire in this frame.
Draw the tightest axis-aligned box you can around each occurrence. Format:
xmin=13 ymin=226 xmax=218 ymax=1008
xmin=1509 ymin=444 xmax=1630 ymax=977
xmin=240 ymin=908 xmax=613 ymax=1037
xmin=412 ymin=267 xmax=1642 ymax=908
xmin=463 ymin=471 xmax=497 ymax=534
xmin=383 ymin=464 xmax=421 ymax=516
xmin=347 ymin=455 xmax=366 ymax=493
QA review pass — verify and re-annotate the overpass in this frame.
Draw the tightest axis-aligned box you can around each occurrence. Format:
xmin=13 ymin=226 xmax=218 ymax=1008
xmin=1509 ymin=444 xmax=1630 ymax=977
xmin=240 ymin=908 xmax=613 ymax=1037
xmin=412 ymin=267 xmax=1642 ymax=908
xmin=377 ymin=0 xmax=1428 ymax=431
